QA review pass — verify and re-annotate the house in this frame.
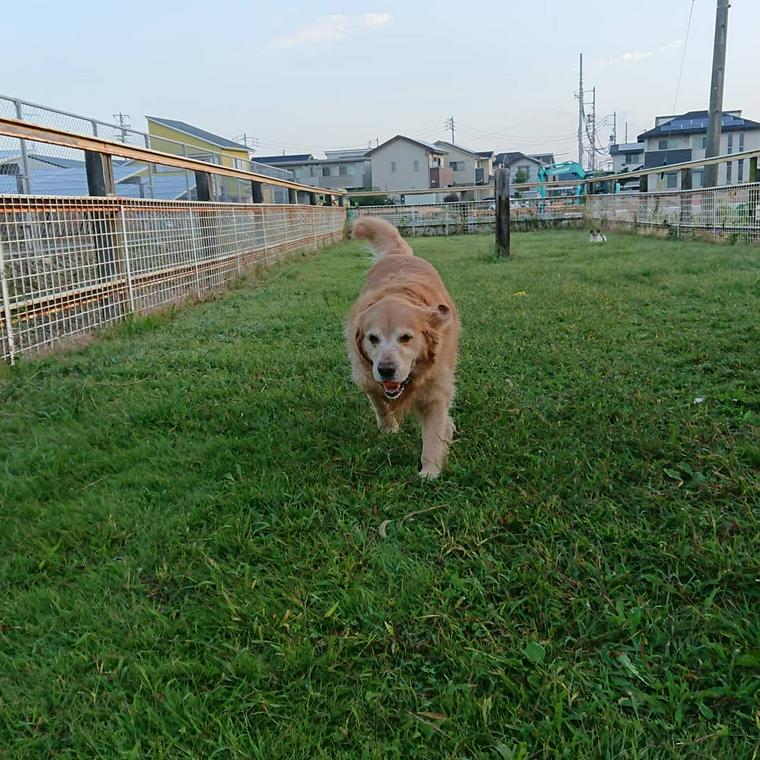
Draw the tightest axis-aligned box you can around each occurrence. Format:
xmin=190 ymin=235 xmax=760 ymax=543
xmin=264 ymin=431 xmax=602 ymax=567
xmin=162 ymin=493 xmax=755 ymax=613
xmin=366 ymin=136 xmax=451 ymax=200
xmin=433 ymin=141 xmax=477 ymax=189
xmin=493 ymin=152 xmax=545 ymax=197
xmin=476 ymin=151 xmax=494 ymax=186
xmin=254 ymin=150 xmax=371 ymax=191
xmin=609 ymin=143 xmax=646 ymax=173
xmin=637 ymin=109 xmax=760 ymax=189
xmin=146 ymin=116 xmax=252 ymax=167
xmin=529 ymin=153 xmax=556 ymax=166
xmin=146 ymin=116 xmax=293 ymax=202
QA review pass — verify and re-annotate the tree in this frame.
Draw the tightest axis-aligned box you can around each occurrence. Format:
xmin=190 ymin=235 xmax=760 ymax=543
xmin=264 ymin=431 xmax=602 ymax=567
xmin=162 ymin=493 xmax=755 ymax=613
xmin=514 ymin=168 xmax=529 ymax=184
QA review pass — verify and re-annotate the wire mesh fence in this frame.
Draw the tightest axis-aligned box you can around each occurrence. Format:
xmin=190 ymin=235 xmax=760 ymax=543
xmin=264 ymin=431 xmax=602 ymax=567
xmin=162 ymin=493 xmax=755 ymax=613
xmin=0 ymin=196 xmax=346 ymax=362
xmin=352 ymin=185 xmax=760 ymax=243
xmin=350 ymin=197 xmax=585 ymax=235
xmin=586 ymin=183 xmax=760 ymax=243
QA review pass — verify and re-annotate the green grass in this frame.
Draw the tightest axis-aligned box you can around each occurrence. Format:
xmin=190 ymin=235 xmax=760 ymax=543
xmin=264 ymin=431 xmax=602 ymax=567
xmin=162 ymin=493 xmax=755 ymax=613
xmin=1 ymin=231 xmax=759 ymax=758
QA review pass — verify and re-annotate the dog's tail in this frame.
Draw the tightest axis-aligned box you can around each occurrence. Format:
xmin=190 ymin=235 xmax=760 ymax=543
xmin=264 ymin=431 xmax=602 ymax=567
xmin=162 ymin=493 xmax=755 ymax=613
xmin=351 ymin=216 xmax=413 ymax=260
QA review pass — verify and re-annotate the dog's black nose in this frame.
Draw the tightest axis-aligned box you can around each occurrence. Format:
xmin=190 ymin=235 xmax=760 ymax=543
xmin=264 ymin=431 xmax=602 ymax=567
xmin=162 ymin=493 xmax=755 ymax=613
xmin=378 ymin=363 xmax=396 ymax=379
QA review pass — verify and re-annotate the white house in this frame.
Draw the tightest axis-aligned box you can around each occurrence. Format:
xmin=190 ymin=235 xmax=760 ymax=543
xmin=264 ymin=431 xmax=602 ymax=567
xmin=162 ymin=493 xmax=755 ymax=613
xmin=493 ymin=152 xmax=547 ymax=197
xmin=367 ymin=135 xmax=451 ymax=196
xmin=637 ymin=109 xmax=760 ymax=189
xmin=253 ymin=151 xmax=371 ymax=191
xmin=609 ymin=143 xmax=646 ymax=173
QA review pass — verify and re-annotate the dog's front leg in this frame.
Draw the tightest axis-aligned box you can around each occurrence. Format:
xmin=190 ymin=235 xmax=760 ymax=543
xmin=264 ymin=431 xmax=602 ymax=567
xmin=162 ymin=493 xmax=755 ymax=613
xmin=419 ymin=402 xmax=453 ymax=479
xmin=368 ymin=394 xmax=399 ymax=434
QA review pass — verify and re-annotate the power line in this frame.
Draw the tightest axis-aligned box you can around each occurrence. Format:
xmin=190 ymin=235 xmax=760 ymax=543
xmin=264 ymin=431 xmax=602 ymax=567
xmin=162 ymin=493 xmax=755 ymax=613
xmin=673 ymin=0 xmax=696 ymax=112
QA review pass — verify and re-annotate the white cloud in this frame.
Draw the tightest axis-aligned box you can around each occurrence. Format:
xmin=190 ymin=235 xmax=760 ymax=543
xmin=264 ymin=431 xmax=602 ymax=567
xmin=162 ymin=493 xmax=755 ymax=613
xmin=660 ymin=39 xmax=685 ymax=52
xmin=264 ymin=12 xmax=392 ymax=52
xmin=596 ymin=39 xmax=683 ymax=67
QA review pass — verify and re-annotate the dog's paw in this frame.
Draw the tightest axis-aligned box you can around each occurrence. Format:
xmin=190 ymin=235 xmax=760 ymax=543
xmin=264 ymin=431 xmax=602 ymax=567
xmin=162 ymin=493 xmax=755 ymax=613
xmin=378 ymin=418 xmax=399 ymax=434
xmin=419 ymin=465 xmax=441 ymax=480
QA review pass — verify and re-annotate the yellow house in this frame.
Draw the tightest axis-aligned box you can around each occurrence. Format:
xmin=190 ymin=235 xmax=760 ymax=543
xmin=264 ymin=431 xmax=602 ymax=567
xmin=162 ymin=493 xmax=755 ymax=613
xmin=146 ymin=116 xmax=251 ymax=169
xmin=146 ymin=116 xmax=257 ymax=201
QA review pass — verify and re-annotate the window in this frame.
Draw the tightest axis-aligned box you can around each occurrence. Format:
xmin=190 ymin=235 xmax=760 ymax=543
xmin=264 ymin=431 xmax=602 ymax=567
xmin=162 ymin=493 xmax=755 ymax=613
xmin=738 ymin=159 xmax=744 ymax=183
xmin=739 ymin=132 xmax=745 ymax=151
xmin=521 ymin=166 xmax=531 ymax=180
xmin=450 ymin=160 xmax=465 ymax=171
xmin=322 ymin=166 xmax=331 ymax=177
xmin=727 ymin=134 xmax=733 ymax=154
xmin=700 ymin=136 xmax=707 ymax=149
xmin=413 ymin=160 xmax=420 ymax=172
xmin=625 ymin=153 xmax=640 ymax=165
xmin=391 ymin=161 xmax=396 ymax=173
xmin=233 ymin=158 xmax=247 ymax=170
xmin=693 ymin=170 xmax=703 ymax=188
xmin=726 ymin=161 xmax=732 ymax=183
xmin=339 ymin=165 xmax=348 ymax=176
xmin=658 ymin=139 xmax=669 ymax=150
xmin=666 ymin=172 xmax=678 ymax=189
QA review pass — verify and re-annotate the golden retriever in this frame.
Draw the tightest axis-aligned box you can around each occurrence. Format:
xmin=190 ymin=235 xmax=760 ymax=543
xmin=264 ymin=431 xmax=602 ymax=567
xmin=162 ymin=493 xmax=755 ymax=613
xmin=346 ymin=216 xmax=459 ymax=478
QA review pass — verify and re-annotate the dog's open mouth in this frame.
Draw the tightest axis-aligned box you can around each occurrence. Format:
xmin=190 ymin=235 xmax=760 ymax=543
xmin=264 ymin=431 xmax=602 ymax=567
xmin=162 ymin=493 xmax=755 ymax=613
xmin=381 ymin=378 xmax=410 ymax=399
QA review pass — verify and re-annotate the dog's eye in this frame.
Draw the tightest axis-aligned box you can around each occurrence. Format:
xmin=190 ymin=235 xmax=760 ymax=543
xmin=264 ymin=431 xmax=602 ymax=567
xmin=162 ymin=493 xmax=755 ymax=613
xmin=398 ymin=334 xmax=413 ymax=344
xmin=368 ymin=334 xmax=380 ymax=345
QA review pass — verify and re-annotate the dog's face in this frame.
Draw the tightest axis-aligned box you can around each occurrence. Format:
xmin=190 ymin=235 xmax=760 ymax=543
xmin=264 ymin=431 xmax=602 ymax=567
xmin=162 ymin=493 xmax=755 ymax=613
xmin=355 ymin=298 xmax=450 ymax=400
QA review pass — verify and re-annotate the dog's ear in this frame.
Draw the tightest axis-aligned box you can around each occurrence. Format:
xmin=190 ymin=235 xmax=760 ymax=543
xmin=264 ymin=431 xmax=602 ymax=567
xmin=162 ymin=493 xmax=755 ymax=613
xmin=354 ymin=327 xmax=370 ymax=363
xmin=428 ymin=303 xmax=451 ymax=329
xmin=422 ymin=304 xmax=450 ymax=363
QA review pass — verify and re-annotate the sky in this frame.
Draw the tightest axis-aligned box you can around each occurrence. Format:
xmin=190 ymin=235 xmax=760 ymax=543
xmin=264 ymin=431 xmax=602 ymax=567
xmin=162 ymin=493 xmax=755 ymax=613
xmin=3 ymin=0 xmax=758 ymax=161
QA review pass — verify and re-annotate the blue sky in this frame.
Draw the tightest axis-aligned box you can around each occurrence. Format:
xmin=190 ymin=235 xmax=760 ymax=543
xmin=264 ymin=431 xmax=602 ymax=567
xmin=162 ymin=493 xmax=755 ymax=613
xmin=3 ymin=0 xmax=757 ymax=159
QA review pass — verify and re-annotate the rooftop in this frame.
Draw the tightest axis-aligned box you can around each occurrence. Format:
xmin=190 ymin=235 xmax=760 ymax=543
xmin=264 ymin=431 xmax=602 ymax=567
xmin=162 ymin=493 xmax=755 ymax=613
xmin=638 ymin=110 xmax=760 ymax=140
xmin=366 ymin=135 xmax=448 ymax=156
xmin=146 ymin=116 xmax=251 ymax=151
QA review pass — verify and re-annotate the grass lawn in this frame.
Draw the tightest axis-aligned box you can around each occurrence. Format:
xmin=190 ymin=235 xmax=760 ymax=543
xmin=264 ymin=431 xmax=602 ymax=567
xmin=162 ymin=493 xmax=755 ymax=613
xmin=1 ymin=231 xmax=759 ymax=758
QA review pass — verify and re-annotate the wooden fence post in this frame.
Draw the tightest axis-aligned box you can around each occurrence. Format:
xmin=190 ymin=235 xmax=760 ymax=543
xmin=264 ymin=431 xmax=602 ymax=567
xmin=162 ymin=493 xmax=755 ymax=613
xmin=495 ymin=167 xmax=510 ymax=257
xmin=194 ymin=171 xmax=214 ymax=202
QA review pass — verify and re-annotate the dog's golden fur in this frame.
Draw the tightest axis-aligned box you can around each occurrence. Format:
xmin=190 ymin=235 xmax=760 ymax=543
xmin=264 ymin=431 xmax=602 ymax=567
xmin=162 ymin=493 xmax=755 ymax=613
xmin=346 ymin=216 xmax=459 ymax=478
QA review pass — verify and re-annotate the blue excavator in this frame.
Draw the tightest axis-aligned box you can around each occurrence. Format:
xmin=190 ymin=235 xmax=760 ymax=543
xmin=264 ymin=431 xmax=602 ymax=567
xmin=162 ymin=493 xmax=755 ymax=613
xmin=536 ymin=161 xmax=622 ymax=199
xmin=536 ymin=161 xmax=587 ymax=199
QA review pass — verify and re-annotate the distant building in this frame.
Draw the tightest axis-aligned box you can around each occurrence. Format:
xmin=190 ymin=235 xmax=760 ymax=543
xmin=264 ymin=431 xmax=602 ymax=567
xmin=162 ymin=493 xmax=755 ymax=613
xmin=637 ymin=109 xmax=760 ymax=188
xmin=493 ymin=152 xmax=547 ymax=197
xmin=609 ymin=143 xmax=646 ymax=173
xmin=146 ymin=116 xmax=292 ymax=202
xmin=367 ymin=136 xmax=451 ymax=200
xmin=254 ymin=150 xmax=371 ymax=191
xmin=476 ymin=151 xmax=495 ymax=186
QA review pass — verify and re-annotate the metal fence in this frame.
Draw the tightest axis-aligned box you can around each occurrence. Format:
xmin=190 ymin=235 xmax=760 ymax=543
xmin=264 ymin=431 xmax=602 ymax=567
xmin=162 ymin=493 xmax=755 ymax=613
xmin=586 ymin=182 xmax=760 ymax=244
xmin=351 ymin=197 xmax=585 ymax=235
xmin=0 ymin=196 xmax=345 ymax=362
xmin=0 ymin=95 xmax=293 ymax=201
xmin=352 ymin=184 xmax=760 ymax=244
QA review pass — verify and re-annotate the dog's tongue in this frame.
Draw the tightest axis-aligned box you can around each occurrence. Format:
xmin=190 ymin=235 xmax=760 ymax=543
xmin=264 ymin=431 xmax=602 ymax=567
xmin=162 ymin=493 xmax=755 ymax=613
xmin=383 ymin=381 xmax=400 ymax=392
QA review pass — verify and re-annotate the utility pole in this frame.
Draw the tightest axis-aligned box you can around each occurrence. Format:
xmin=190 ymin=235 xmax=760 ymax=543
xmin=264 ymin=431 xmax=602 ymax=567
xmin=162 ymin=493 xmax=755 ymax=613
xmin=589 ymin=87 xmax=597 ymax=172
xmin=625 ymin=121 xmax=628 ymax=143
xmin=612 ymin=112 xmax=617 ymax=144
xmin=445 ymin=116 xmax=455 ymax=143
xmin=235 ymin=133 xmax=260 ymax=152
xmin=113 ymin=113 xmax=131 ymax=143
xmin=577 ymin=53 xmax=584 ymax=167
xmin=704 ymin=0 xmax=730 ymax=187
